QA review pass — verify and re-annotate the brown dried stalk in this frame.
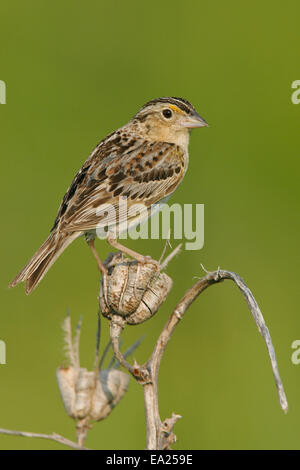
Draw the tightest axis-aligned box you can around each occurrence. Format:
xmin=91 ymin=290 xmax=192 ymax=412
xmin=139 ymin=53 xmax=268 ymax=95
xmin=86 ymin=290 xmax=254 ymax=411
xmin=0 ymin=248 xmax=288 ymax=450
xmin=109 ymin=264 xmax=288 ymax=450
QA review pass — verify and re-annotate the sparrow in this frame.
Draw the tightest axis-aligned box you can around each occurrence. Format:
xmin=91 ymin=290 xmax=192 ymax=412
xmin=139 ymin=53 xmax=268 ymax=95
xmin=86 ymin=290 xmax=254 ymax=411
xmin=9 ymin=97 xmax=208 ymax=294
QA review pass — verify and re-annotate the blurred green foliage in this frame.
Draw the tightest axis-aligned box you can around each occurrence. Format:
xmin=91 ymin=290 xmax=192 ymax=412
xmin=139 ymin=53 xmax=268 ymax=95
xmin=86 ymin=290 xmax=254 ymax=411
xmin=0 ymin=0 xmax=299 ymax=450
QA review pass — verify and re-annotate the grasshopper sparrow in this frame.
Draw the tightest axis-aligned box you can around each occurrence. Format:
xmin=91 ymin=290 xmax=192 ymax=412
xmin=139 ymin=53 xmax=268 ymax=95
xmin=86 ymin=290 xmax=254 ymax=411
xmin=9 ymin=97 xmax=208 ymax=294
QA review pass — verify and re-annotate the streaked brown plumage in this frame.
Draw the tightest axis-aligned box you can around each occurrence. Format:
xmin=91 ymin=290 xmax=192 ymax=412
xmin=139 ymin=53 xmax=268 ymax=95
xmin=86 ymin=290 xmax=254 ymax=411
xmin=9 ymin=97 xmax=208 ymax=294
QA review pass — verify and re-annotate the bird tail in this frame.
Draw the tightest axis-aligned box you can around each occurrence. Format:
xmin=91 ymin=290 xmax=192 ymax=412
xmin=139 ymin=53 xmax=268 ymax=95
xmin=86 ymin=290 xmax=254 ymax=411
xmin=9 ymin=231 xmax=79 ymax=295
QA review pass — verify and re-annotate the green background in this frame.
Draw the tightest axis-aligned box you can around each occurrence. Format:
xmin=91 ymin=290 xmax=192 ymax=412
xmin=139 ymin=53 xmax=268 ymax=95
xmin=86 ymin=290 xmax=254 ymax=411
xmin=0 ymin=0 xmax=299 ymax=450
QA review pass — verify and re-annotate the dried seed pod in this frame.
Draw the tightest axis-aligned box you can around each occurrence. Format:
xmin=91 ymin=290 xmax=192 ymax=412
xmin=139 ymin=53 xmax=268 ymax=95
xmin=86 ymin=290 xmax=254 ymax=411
xmin=57 ymin=314 xmax=130 ymax=429
xmin=99 ymin=252 xmax=173 ymax=325
xmin=90 ymin=369 xmax=129 ymax=420
xmin=56 ymin=366 xmax=129 ymax=422
xmin=56 ymin=366 xmax=77 ymax=418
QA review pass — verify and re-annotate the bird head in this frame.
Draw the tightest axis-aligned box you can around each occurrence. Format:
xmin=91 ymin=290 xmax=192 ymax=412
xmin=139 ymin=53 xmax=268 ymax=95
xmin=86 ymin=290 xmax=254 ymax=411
xmin=133 ymin=97 xmax=208 ymax=146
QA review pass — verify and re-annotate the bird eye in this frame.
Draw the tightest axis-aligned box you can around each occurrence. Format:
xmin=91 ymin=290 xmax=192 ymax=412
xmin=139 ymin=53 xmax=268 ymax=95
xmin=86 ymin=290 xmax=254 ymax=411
xmin=162 ymin=109 xmax=172 ymax=119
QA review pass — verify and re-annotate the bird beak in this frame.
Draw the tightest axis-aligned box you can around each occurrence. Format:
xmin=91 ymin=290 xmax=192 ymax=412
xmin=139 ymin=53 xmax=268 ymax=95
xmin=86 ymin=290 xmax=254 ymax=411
xmin=180 ymin=112 xmax=209 ymax=129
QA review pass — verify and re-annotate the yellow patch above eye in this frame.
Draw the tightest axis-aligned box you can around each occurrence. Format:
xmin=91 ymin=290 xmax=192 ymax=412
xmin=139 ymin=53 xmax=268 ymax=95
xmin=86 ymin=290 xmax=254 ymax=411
xmin=169 ymin=104 xmax=185 ymax=115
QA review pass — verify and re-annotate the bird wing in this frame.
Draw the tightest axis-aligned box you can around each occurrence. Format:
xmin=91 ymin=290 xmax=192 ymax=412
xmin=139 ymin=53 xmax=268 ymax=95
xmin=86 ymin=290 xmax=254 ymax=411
xmin=53 ymin=138 xmax=186 ymax=234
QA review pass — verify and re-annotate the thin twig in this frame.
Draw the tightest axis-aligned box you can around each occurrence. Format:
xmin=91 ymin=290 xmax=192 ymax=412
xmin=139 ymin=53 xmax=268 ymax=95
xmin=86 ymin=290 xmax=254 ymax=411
xmin=109 ymin=266 xmax=288 ymax=450
xmin=150 ymin=269 xmax=288 ymax=413
xmin=110 ymin=317 xmax=150 ymax=383
xmin=62 ymin=313 xmax=75 ymax=367
xmin=160 ymin=243 xmax=182 ymax=270
xmin=73 ymin=316 xmax=82 ymax=370
xmin=112 ymin=336 xmax=144 ymax=370
xmin=0 ymin=428 xmax=89 ymax=450
xmin=94 ymin=310 xmax=101 ymax=371
xmin=100 ymin=339 xmax=113 ymax=370
xmin=158 ymin=229 xmax=172 ymax=265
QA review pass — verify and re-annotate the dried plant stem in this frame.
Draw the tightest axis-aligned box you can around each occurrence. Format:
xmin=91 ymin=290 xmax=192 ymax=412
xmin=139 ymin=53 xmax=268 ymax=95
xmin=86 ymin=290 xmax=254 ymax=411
xmin=110 ymin=267 xmax=288 ymax=450
xmin=0 ymin=428 xmax=89 ymax=450
xmin=76 ymin=418 xmax=90 ymax=448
